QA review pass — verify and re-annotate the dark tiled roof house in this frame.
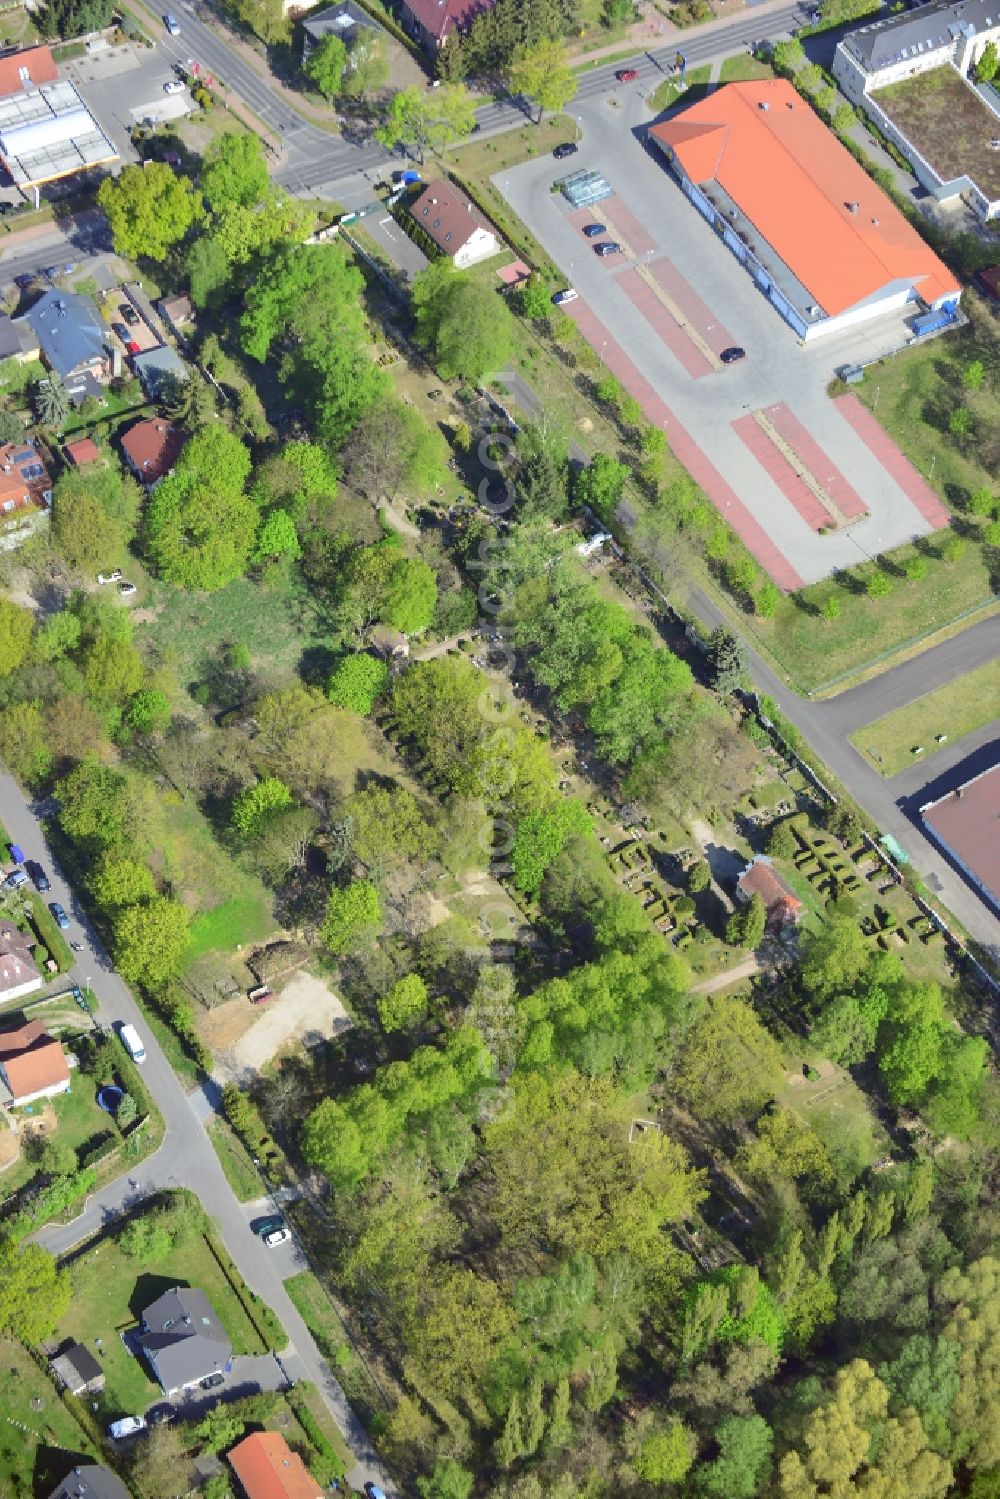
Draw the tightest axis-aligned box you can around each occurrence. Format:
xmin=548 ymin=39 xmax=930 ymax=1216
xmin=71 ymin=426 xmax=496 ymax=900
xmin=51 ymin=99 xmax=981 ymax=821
xmin=137 ymin=1286 xmax=231 ymax=1395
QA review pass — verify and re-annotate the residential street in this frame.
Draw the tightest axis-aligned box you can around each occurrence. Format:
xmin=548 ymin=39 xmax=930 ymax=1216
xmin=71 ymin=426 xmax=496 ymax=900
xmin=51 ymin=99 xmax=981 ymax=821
xmin=0 ymin=772 xmax=395 ymax=1495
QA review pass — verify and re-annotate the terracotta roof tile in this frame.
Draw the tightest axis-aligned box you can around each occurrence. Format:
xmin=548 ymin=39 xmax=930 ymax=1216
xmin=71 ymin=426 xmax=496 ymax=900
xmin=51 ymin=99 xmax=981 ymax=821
xmin=0 ymin=1019 xmax=68 ymax=1099
xmin=0 ymin=46 xmax=58 ymax=98
xmin=228 ymin=1432 xmax=323 ymax=1499
xmin=410 ymin=178 xmax=491 ymax=253
xmin=120 ymin=419 xmax=184 ymax=484
xmin=649 ymin=80 xmax=960 ymax=317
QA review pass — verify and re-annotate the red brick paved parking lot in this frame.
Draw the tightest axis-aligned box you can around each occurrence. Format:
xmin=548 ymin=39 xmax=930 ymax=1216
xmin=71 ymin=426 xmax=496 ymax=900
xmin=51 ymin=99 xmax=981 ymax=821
xmin=566 ymin=299 xmax=805 ymax=590
xmin=835 ymin=395 xmax=949 ymax=529
xmin=763 ymin=403 xmax=867 ymax=521
xmin=645 ymin=257 xmax=736 ymax=358
xmin=732 ymin=414 xmax=830 ymax=532
xmin=617 ymin=268 xmax=713 ymax=379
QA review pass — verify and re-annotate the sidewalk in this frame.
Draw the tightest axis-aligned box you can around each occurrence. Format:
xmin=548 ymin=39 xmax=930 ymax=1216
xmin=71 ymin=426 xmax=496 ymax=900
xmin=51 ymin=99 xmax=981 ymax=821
xmin=570 ymin=0 xmax=800 ymax=66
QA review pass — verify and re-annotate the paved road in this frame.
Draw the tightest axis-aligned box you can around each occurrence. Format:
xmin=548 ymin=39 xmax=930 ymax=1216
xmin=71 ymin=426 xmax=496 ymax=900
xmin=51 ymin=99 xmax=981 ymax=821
xmin=125 ymin=0 xmax=811 ymax=201
xmin=808 ymin=615 xmax=1000 ymax=735
xmin=0 ymin=774 xmax=395 ymax=1494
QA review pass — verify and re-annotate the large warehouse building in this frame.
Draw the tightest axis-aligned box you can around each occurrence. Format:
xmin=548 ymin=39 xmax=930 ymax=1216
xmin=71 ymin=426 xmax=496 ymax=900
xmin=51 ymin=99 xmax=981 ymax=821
xmin=648 ymin=79 xmax=961 ymax=341
xmin=921 ymin=763 xmax=1000 ymax=914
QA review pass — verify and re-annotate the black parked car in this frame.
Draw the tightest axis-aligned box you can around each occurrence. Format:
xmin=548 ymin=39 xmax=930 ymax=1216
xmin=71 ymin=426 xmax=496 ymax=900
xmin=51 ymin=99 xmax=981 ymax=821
xmin=720 ymin=346 xmax=746 ymax=363
xmin=26 ymin=860 xmax=49 ymax=892
xmin=553 ymin=142 xmax=578 ymax=159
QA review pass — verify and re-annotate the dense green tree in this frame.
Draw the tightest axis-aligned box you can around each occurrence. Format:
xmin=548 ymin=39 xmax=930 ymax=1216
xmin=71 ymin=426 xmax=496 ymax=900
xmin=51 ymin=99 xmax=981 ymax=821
xmin=113 ymin=896 xmax=191 ymax=986
xmin=98 ymin=162 xmax=202 ymax=260
xmin=322 ymin=879 xmax=382 ymax=955
xmin=726 ymin=891 xmax=767 ymax=948
xmin=675 ymin=995 xmax=782 ymax=1125
xmin=144 ymin=426 xmax=257 ymax=590
xmin=376 ymin=83 xmax=476 ymax=161
xmin=800 ymin=915 xmax=870 ymax=999
xmin=327 ymin=653 xmax=389 ymax=715
xmin=574 ymin=452 xmax=628 ymax=520
xmin=418 ymin=1459 xmax=475 ymax=1499
xmin=975 ymin=39 xmax=998 ymax=80
xmin=90 ymin=854 xmax=157 ymax=912
xmin=512 ymin=799 xmax=591 ymax=893
xmin=201 ymin=131 xmax=269 ymax=212
xmin=126 ymin=687 xmax=172 ymax=737
xmin=305 ymin=32 xmax=348 ymax=98
xmin=633 ymin=1420 xmax=696 ymax=1483
xmin=186 ymin=234 xmax=232 ymax=309
xmin=0 ymin=598 xmax=33 ymax=675
xmin=706 ymin=626 xmax=748 ymax=695
xmin=253 ymin=509 xmax=301 ymax=565
xmin=383 ymin=556 xmax=438 ymax=635
xmin=378 ymin=972 xmax=430 ymax=1032
xmin=232 ymin=776 xmax=294 ymax=839
xmin=345 ymin=392 xmax=448 ymax=503
xmin=0 ymin=1241 xmax=71 ymax=1343
xmin=241 ymin=244 xmax=385 ymax=445
xmin=696 ymin=1414 xmax=774 ymax=1499
xmin=412 ymin=267 xmax=514 ymax=383
xmin=34 ymin=373 xmax=70 ymax=431
xmin=507 ymin=37 xmax=577 ymax=121
xmin=348 ymin=783 xmax=432 ymax=873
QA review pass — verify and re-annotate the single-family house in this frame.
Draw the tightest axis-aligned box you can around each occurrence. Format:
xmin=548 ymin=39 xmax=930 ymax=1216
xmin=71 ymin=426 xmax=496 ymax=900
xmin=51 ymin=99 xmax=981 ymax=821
xmin=63 ymin=437 xmax=101 ymax=467
xmin=0 ymin=45 xmax=58 ymax=99
xmin=48 ymin=1465 xmax=131 ymax=1499
xmin=18 ymin=290 xmax=110 ymax=394
xmin=49 ymin=1341 xmax=106 ymax=1396
xmin=0 ymin=1019 xmax=70 ymax=1107
xmin=228 ymin=1431 xmax=324 ymax=1499
xmin=0 ymin=438 xmax=52 ymax=510
xmin=410 ymin=178 xmax=500 ymax=268
xmin=400 ymin=0 xmax=492 ymax=52
xmin=735 ymin=854 xmax=802 ymax=931
xmin=0 ymin=312 xmax=39 ymax=364
xmin=131 ymin=344 xmax=188 ymax=402
xmin=120 ymin=418 xmax=184 ymax=487
xmin=0 ymin=926 xmax=43 ymax=1004
xmin=301 ymin=0 xmax=379 ymax=56
xmin=137 ymin=1286 xmax=232 ymax=1395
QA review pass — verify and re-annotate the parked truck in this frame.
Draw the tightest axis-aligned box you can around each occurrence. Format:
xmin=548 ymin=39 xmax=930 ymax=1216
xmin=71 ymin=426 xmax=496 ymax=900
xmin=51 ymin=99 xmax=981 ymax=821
xmin=119 ymin=1023 xmax=146 ymax=1064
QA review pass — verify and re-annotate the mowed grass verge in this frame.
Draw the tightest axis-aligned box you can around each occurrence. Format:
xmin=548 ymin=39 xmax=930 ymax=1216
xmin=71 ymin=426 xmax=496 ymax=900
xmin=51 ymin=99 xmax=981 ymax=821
xmin=849 ymin=657 xmax=1000 ymax=776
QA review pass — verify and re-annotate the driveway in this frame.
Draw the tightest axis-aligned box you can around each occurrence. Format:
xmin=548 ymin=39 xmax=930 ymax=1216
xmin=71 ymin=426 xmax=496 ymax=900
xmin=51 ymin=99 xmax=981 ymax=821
xmin=0 ymin=773 xmax=396 ymax=1495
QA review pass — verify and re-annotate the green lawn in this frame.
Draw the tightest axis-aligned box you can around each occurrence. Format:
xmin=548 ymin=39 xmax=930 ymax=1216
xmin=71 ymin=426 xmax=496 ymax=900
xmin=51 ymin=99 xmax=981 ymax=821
xmin=855 ymin=315 xmax=999 ymax=511
xmin=188 ymin=894 xmax=273 ymax=961
xmin=208 ymin=1117 xmax=264 ymax=1203
xmin=849 ymin=657 xmax=1000 ymax=775
xmin=744 ymin=535 xmax=994 ymax=694
xmin=649 ymin=64 xmax=712 ymax=114
xmin=719 ymin=54 xmax=775 ymax=82
xmin=4 ymin=1070 xmax=110 ymax=1194
xmin=141 ymin=572 xmax=337 ymax=691
xmin=0 ymin=1340 xmax=98 ymax=1495
xmin=774 ymin=1051 xmax=888 ymax=1181
xmin=60 ymin=1221 xmax=279 ymax=1413
xmin=285 ymin=1270 xmax=346 ymax=1367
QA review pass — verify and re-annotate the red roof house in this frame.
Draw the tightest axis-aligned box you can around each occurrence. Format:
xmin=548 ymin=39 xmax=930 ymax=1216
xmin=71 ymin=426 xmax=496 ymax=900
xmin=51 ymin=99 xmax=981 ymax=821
xmin=735 ymin=855 xmax=802 ymax=929
xmin=400 ymin=0 xmax=492 ymax=51
xmin=0 ymin=45 xmax=58 ymax=98
xmin=227 ymin=1432 xmax=323 ymax=1499
xmin=120 ymin=418 xmax=184 ymax=486
xmin=0 ymin=1019 xmax=70 ymax=1107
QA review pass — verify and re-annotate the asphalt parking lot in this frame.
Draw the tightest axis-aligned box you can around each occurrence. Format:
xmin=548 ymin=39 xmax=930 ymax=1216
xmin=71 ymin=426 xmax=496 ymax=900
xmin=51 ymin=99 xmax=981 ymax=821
xmin=496 ymin=87 xmax=943 ymax=587
xmin=64 ymin=41 xmax=192 ymax=162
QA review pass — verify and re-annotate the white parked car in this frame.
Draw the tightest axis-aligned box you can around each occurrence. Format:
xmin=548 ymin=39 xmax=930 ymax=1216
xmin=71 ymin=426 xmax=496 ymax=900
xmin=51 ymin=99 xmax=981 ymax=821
xmin=97 ymin=569 xmax=123 ymax=585
xmin=163 ymin=79 xmax=185 ymax=94
xmin=263 ymin=1227 xmax=291 ymax=1247
xmin=552 ymin=288 xmax=578 ymax=306
xmin=118 ymin=581 xmax=137 ymax=598
xmin=109 ymin=1416 xmax=147 ymax=1440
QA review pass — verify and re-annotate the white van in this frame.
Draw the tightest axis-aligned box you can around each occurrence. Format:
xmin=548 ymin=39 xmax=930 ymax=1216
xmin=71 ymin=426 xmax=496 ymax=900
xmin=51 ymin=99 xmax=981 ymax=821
xmin=119 ymin=1023 xmax=146 ymax=1065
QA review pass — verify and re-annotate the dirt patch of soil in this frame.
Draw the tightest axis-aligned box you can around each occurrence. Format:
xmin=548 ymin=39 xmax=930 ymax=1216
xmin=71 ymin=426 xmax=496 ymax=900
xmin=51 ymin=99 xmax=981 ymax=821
xmin=198 ymin=995 xmax=257 ymax=1055
xmin=230 ymin=971 xmax=352 ymax=1076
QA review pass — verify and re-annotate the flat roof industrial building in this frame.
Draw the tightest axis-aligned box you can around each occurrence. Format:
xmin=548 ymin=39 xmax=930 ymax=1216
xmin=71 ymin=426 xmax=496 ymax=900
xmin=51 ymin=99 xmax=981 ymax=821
xmin=921 ymin=763 xmax=1000 ymax=913
xmin=0 ymin=76 xmax=116 ymax=196
xmin=649 ymin=79 xmax=961 ymax=341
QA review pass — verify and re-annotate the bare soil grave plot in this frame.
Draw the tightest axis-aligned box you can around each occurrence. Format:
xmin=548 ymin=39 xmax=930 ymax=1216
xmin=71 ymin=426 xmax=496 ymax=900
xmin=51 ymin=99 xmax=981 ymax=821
xmin=201 ymin=972 xmax=352 ymax=1079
